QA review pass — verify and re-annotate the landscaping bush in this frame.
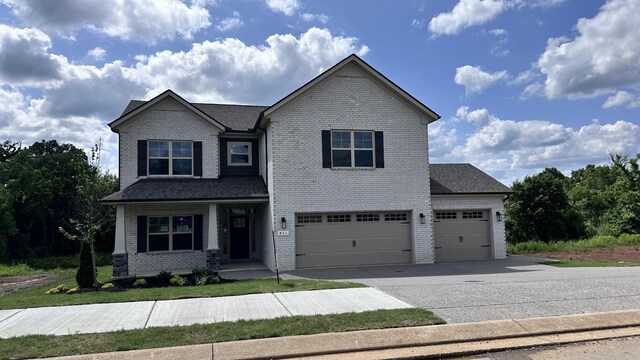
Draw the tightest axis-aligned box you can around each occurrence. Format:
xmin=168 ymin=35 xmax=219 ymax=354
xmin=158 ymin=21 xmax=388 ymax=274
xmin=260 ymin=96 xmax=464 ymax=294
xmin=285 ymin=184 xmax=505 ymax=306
xmin=75 ymin=241 xmax=95 ymax=288
xmin=156 ymin=270 xmax=172 ymax=284
xmin=101 ymin=283 xmax=115 ymax=290
xmin=133 ymin=278 xmax=147 ymax=288
xmin=192 ymin=267 xmax=217 ymax=285
xmin=45 ymin=284 xmax=69 ymax=295
xmin=169 ymin=275 xmax=186 ymax=287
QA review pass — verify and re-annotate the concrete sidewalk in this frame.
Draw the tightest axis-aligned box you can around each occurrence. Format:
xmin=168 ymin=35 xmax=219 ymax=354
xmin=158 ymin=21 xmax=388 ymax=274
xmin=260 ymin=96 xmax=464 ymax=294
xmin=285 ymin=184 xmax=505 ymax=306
xmin=0 ymin=288 xmax=411 ymax=338
xmin=44 ymin=309 xmax=640 ymax=360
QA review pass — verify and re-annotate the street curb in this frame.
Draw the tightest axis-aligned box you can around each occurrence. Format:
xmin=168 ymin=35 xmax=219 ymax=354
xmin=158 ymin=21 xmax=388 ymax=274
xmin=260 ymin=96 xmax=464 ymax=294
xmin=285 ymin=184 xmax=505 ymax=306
xmin=212 ymin=309 xmax=640 ymax=359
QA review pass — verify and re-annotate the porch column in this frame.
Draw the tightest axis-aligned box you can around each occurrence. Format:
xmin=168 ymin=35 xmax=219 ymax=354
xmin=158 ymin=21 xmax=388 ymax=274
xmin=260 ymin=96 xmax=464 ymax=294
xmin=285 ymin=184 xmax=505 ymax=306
xmin=112 ymin=205 xmax=128 ymax=277
xmin=206 ymin=203 xmax=221 ymax=271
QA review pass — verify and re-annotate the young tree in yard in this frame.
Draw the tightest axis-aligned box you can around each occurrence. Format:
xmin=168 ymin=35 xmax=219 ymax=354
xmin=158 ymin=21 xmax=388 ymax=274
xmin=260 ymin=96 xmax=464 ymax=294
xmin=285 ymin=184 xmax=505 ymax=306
xmin=0 ymin=187 xmax=16 ymax=261
xmin=60 ymin=143 xmax=115 ymax=288
xmin=505 ymin=168 xmax=585 ymax=243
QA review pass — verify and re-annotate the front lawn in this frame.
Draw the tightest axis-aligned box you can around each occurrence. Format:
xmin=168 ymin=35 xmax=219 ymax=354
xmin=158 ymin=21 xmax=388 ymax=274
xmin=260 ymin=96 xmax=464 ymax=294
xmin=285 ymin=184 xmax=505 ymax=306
xmin=541 ymin=260 xmax=640 ymax=267
xmin=0 ymin=308 xmax=444 ymax=359
xmin=0 ymin=266 xmax=364 ymax=310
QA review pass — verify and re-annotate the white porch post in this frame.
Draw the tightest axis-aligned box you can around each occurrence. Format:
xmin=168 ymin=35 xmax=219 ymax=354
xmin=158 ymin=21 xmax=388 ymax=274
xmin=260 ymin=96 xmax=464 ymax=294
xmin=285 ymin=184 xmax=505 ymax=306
xmin=207 ymin=203 xmax=219 ymax=250
xmin=113 ymin=205 xmax=126 ymax=254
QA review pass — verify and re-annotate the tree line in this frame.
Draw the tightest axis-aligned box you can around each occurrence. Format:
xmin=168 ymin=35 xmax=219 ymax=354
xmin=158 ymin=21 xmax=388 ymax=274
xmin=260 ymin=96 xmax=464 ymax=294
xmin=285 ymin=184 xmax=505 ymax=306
xmin=506 ymin=154 xmax=640 ymax=243
xmin=0 ymin=140 xmax=118 ymax=261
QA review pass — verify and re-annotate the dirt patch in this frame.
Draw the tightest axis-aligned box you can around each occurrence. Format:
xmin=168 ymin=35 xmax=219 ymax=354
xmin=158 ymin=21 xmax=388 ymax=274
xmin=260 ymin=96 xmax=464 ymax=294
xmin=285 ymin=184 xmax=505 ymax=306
xmin=529 ymin=246 xmax=640 ymax=262
xmin=0 ymin=274 xmax=56 ymax=296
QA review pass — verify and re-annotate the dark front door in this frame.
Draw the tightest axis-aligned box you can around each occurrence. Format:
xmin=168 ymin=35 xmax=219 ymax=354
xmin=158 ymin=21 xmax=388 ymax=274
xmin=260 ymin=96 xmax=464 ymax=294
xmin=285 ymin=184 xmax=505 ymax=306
xmin=230 ymin=215 xmax=250 ymax=259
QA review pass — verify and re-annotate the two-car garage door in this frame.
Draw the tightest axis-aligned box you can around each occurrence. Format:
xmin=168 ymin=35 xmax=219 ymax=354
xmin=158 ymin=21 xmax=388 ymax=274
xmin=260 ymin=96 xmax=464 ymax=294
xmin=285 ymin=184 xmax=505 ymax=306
xmin=433 ymin=210 xmax=492 ymax=261
xmin=295 ymin=212 xmax=412 ymax=269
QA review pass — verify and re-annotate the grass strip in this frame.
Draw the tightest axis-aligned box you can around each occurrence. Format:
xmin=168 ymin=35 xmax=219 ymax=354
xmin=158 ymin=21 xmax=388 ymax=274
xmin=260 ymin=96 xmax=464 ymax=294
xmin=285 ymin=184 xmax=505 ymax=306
xmin=507 ymin=233 xmax=640 ymax=254
xmin=541 ymin=260 xmax=640 ymax=267
xmin=0 ymin=266 xmax=364 ymax=310
xmin=0 ymin=308 xmax=444 ymax=359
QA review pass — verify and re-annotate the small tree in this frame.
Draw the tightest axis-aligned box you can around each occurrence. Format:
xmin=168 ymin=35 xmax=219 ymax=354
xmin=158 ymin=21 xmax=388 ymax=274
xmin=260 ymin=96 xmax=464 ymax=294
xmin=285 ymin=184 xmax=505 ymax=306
xmin=60 ymin=142 xmax=113 ymax=288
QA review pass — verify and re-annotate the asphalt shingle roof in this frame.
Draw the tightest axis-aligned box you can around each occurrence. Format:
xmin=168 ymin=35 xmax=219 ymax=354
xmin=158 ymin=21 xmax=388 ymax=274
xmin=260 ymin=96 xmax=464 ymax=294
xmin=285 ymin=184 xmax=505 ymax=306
xmin=120 ymin=100 xmax=268 ymax=131
xmin=102 ymin=177 xmax=269 ymax=203
xmin=430 ymin=163 xmax=512 ymax=194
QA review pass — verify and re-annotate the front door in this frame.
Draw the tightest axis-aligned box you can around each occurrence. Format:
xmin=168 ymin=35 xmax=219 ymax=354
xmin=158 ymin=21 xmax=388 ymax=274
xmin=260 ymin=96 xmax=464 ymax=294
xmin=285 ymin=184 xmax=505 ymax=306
xmin=230 ymin=215 xmax=250 ymax=259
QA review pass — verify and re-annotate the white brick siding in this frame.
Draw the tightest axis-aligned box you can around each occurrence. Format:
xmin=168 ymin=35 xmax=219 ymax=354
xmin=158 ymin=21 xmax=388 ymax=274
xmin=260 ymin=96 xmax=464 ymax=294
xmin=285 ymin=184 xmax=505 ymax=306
xmin=124 ymin=204 xmax=210 ymax=275
xmin=116 ymin=97 xmax=221 ymax=189
xmin=262 ymin=64 xmax=433 ymax=271
xmin=431 ymin=195 xmax=507 ymax=259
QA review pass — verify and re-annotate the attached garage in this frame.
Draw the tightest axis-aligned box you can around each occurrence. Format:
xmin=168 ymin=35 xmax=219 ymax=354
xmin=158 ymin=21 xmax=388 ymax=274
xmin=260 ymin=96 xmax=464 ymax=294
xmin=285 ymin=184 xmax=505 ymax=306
xmin=295 ymin=212 xmax=412 ymax=269
xmin=434 ymin=210 xmax=491 ymax=261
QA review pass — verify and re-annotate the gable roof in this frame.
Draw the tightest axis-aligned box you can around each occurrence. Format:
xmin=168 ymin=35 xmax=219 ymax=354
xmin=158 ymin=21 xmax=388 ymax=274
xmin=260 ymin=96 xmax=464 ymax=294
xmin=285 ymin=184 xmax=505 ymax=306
xmin=256 ymin=54 xmax=440 ymax=130
xmin=430 ymin=163 xmax=512 ymax=195
xmin=109 ymin=90 xmax=227 ymax=131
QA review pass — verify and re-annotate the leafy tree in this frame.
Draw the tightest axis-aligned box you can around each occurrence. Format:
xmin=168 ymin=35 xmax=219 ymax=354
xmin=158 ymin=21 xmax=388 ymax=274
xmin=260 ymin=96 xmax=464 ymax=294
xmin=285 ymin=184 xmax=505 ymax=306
xmin=0 ymin=140 xmax=21 ymax=162
xmin=505 ymin=168 xmax=585 ymax=243
xmin=0 ymin=187 xmax=16 ymax=261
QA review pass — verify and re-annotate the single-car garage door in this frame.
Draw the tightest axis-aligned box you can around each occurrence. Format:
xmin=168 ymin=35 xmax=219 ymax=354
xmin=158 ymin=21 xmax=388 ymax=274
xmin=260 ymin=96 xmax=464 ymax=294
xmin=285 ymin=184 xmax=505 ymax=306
xmin=434 ymin=210 xmax=491 ymax=261
xmin=295 ymin=212 xmax=412 ymax=269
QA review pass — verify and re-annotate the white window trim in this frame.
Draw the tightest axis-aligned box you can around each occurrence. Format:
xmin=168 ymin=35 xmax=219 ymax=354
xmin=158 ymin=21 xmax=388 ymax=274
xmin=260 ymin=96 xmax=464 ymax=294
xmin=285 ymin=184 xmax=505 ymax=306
xmin=331 ymin=130 xmax=375 ymax=169
xmin=227 ymin=141 xmax=252 ymax=167
xmin=147 ymin=215 xmax=194 ymax=253
xmin=148 ymin=140 xmax=194 ymax=176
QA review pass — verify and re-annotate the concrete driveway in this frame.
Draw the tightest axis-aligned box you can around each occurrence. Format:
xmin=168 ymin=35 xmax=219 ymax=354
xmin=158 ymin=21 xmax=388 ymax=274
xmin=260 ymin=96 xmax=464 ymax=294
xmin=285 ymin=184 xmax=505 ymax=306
xmin=285 ymin=256 xmax=640 ymax=323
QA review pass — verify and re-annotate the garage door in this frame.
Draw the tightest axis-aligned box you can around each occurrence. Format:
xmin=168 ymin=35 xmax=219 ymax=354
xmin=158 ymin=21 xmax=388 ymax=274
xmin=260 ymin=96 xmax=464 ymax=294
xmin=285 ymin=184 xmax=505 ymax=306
xmin=295 ymin=212 xmax=412 ymax=269
xmin=433 ymin=210 xmax=491 ymax=261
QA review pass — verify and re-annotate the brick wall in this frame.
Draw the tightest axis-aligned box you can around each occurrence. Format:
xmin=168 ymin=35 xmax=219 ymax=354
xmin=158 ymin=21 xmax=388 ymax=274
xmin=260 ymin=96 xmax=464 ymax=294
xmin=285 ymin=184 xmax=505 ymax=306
xmin=431 ymin=195 xmax=507 ymax=259
xmin=116 ymin=97 xmax=221 ymax=189
xmin=262 ymin=63 xmax=434 ymax=271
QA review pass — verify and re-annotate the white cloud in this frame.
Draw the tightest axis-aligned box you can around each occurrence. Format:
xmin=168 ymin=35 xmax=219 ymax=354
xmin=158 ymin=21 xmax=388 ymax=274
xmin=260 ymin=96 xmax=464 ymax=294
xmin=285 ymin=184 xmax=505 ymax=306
xmin=538 ymin=0 xmax=640 ymax=98
xmin=1 ymin=0 xmax=211 ymax=43
xmin=602 ymin=90 xmax=634 ymax=108
xmin=454 ymin=65 xmax=508 ymax=94
xmin=264 ymin=0 xmax=299 ymax=16
xmin=411 ymin=19 xmax=427 ymax=29
xmin=429 ymin=0 xmax=508 ymax=36
xmin=215 ymin=11 xmax=243 ymax=32
xmin=300 ymin=13 xmax=329 ymax=24
xmin=87 ymin=47 xmax=106 ymax=61
xmin=488 ymin=28 xmax=507 ymax=36
xmin=430 ymin=106 xmax=640 ymax=184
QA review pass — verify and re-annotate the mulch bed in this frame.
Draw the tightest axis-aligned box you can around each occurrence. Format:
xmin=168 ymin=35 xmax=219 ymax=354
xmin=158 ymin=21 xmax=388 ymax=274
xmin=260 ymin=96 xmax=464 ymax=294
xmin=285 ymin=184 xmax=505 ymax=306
xmin=530 ymin=246 xmax=640 ymax=262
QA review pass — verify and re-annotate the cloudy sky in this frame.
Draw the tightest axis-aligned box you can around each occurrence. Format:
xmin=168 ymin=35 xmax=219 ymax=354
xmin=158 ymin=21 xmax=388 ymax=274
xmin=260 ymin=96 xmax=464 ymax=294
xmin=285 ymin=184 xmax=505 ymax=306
xmin=0 ymin=0 xmax=638 ymax=184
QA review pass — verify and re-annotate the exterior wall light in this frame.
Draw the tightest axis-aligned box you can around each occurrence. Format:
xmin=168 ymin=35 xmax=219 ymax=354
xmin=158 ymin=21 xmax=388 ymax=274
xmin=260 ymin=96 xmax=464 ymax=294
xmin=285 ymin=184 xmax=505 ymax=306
xmin=496 ymin=211 xmax=502 ymax=222
xmin=419 ymin=213 xmax=426 ymax=224
xmin=281 ymin=217 xmax=287 ymax=229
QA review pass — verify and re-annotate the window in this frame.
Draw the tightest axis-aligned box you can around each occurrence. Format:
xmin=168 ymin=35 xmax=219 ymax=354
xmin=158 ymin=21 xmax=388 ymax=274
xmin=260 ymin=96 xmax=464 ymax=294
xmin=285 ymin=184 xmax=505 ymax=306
xmin=327 ymin=214 xmax=351 ymax=223
xmin=356 ymin=213 xmax=380 ymax=222
xmin=297 ymin=215 xmax=322 ymax=224
xmin=462 ymin=211 xmax=484 ymax=219
xmin=384 ymin=213 xmax=408 ymax=222
xmin=435 ymin=212 xmax=457 ymax=220
xmin=228 ymin=142 xmax=252 ymax=166
xmin=148 ymin=216 xmax=193 ymax=252
xmin=331 ymin=131 xmax=374 ymax=168
xmin=148 ymin=140 xmax=192 ymax=175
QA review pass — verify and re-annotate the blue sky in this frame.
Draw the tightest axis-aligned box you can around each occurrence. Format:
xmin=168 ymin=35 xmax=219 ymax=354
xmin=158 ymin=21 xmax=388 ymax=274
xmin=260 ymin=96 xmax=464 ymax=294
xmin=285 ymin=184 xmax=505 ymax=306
xmin=0 ymin=0 xmax=638 ymax=184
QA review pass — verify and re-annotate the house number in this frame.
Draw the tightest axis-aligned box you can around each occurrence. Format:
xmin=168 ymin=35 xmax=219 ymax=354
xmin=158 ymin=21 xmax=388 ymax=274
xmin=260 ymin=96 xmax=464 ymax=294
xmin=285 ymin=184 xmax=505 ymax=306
xmin=277 ymin=230 xmax=289 ymax=236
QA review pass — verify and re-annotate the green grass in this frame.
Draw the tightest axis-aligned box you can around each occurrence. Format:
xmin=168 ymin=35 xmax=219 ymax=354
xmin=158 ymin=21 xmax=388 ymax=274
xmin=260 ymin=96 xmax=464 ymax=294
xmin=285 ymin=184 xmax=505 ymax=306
xmin=0 ymin=266 xmax=364 ymax=310
xmin=541 ymin=260 xmax=640 ymax=267
xmin=0 ymin=308 xmax=443 ymax=360
xmin=508 ymin=233 xmax=640 ymax=254
xmin=0 ymin=263 xmax=41 ymax=277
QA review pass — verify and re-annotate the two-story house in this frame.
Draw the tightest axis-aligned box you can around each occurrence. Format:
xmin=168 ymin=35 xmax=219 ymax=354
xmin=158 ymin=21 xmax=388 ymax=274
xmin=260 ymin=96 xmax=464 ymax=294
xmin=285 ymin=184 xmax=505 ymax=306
xmin=103 ymin=54 xmax=511 ymax=277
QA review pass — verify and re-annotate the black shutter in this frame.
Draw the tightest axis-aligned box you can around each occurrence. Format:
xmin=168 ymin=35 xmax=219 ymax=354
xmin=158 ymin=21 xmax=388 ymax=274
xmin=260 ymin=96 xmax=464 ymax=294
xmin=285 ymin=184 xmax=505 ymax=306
xmin=321 ymin=130 xmax=331 ymax=168
xmin=194 ymin=214 xmax=203 ymax=251
xmin=137 ymin=140 xmax=147 ymax=176
xmin=193 ymin=141 xmax=203 ymax=177
xmin=137 ymin=216 xmax=147 ymax=253
xmin=375 ymin=131 xmax=384 ymax=168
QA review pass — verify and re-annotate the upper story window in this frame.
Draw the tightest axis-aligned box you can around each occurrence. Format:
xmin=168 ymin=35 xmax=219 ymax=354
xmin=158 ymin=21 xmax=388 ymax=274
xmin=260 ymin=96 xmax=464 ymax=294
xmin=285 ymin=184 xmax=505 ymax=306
xmin=331 ymin=130 xmax=374 ymax=168
xmin=228 ymin=142 xmax=252 ymax=166
xmin=148 ymin=140 xmax=193 ymax=175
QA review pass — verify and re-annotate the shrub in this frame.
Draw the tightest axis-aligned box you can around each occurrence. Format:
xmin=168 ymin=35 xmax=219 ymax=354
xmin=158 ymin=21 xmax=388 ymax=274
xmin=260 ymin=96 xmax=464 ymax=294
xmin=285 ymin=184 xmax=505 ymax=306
xmin=169 ymin=275 xmax=186 ymax=287
xmin=101 ymin=283 xmax=115 ymax=290
xmin=66 ymin=287 xmax=78 ymax=294
xmin=45 ymin=288 xmax=59 ymax=295
xmin=45 ymin=284 xmax=69 ymax=295
xmin=194 ymin=274 xmax=210 ymax=286
xmin=75 ymin=241 xmax=95 ymax=288
xmin=156 ymin=270 xmax=173 ymax=283
xmin=133 ymin=278 xmax=147 ymax=288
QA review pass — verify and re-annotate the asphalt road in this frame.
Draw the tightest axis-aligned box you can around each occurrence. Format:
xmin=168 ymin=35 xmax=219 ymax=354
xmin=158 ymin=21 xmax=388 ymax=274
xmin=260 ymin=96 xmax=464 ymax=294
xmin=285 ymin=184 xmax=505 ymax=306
xmin=456 ymin=335 xmax=640 ymax=360
xmin=287 ymin=256 xmax=640 ymax=323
